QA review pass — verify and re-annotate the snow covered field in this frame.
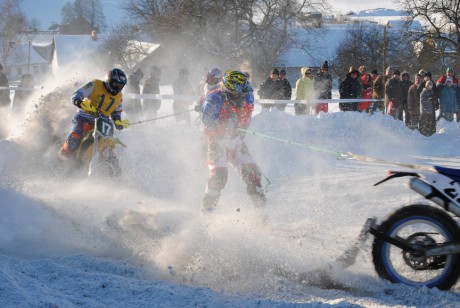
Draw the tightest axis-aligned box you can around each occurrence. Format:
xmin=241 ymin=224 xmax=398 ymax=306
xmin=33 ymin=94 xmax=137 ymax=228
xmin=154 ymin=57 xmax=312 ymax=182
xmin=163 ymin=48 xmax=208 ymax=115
xmin=2 ymin=82 xmax=460 ymax=307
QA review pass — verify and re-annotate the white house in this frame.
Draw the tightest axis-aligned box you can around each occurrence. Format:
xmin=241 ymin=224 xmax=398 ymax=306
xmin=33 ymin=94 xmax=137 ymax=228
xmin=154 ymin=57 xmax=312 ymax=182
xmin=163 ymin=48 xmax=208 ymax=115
xmin=6 ymin=31 xmax=56 ymax=82
xmin=5 ymin=43 xmax=50 ymax=81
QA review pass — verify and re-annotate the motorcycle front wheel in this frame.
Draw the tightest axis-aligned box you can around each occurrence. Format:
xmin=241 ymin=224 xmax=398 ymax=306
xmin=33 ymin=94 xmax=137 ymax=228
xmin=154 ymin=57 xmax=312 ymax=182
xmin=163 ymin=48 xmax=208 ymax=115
xmin=372 ymin=204 xmax=460 ymax=290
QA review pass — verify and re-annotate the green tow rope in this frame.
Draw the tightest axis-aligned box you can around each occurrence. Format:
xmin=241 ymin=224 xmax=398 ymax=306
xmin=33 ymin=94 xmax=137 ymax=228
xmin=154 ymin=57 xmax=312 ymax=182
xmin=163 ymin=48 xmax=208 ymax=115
xmin=238 ymin=128 xmax=433 ymax=171
xmin=238 ymin=128 xmax=346 ymax=159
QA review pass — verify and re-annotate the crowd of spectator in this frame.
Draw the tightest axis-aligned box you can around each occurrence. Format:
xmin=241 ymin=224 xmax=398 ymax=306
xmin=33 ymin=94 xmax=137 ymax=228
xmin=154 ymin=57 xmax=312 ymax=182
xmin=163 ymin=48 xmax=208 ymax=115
xmin=122 ymin=62 xmax=459 ymax=137
xmin=337 ymin=66 xmax=458 ymax=136
xmin=3 ymin=58 xmax=453 ymax=139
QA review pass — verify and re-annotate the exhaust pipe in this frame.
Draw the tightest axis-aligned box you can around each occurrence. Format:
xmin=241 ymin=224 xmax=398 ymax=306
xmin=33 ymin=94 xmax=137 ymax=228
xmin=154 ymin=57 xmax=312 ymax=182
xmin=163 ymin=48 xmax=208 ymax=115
xmin=409 ymin=178 xmax=460 ymax=216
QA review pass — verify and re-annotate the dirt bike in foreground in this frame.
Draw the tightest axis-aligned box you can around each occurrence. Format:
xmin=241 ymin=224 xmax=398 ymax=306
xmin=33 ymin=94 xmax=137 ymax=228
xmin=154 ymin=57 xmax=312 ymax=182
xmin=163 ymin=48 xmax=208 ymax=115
xmin=363 ymin=166 xmax=460 ymax=290
xmin=62 ymin=114 xmax=127 ymax=178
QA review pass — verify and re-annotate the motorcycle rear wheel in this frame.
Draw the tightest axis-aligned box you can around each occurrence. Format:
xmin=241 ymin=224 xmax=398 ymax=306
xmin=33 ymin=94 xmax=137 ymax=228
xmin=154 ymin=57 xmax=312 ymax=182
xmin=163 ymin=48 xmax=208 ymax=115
xmin=372 ymin=204 xmax=460 ymax=290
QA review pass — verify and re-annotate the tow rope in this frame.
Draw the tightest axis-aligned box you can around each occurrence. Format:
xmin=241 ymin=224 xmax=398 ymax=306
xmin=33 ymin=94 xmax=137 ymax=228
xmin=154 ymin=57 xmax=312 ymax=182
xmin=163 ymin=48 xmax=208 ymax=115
xmin=129 ymin=108 xmax=195 ymax=126
xmin=239 ymin=128 xmax=434 ymax=171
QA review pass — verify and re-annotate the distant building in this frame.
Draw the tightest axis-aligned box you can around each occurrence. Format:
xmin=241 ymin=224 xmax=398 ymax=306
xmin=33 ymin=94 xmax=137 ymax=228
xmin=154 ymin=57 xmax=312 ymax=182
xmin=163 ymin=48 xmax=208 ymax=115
xmin=6 ymin=31 xmax=57 ymax=81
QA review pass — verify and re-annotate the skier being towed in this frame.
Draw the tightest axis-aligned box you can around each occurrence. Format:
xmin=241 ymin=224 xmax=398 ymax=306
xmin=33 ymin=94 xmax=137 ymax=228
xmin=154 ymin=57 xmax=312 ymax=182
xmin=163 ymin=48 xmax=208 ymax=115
xmin=200 ymin=70 xmax=266 ymax=212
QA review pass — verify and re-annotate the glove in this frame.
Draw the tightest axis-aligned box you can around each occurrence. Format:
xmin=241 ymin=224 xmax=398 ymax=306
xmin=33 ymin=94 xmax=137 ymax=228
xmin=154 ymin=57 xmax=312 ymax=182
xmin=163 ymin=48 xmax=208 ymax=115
xmin=80 ymin=100 xmax=100 ymax=117
xmin=73 ymin=99 xmax=82 ymax=108
xmin=114 ymin=119 xmax=130 ymax=130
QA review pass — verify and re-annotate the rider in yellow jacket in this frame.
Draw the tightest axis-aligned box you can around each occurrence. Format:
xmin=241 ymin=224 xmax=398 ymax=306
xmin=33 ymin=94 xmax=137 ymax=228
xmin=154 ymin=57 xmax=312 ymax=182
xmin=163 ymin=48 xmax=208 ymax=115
xmin=59 ymin=68 xmax=128 ymax=160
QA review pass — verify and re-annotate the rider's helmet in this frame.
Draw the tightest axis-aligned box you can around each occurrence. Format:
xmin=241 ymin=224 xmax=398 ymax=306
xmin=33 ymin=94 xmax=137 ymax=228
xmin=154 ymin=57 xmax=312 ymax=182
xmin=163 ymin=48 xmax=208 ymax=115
xmin=222 ymin=70 xmax=250 ymax=108
xmin=206 ymin=68 xmax=223 ymax=85
xmin=222 ymin=70 xmax=249 ymax=94
xmin=104 ymin=68 xmax=127 ymax=95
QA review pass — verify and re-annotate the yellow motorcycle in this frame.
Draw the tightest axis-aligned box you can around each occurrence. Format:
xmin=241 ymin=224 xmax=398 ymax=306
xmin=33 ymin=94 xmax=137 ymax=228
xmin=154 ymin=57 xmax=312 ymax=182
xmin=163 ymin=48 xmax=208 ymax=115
xmin=74 ymin=114 xmax=127 ymax=178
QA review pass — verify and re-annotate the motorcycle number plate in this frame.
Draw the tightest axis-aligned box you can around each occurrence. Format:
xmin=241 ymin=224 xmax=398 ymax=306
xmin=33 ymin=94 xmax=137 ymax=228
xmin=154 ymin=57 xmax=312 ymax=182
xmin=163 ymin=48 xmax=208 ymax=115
xmin=96 ymin=117 xmax=114 ymax=137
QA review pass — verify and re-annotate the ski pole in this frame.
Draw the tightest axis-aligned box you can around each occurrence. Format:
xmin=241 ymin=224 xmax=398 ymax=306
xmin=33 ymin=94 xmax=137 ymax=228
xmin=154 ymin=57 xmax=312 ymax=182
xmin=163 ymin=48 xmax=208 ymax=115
xmin=129 ymin=108 xmax=195 ymax=126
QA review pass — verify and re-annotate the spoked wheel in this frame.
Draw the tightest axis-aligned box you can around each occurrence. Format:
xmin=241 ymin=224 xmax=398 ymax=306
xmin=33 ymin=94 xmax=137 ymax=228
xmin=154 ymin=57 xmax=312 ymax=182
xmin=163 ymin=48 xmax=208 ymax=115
xmin=372 ymin=204 xmax=460 ymax=290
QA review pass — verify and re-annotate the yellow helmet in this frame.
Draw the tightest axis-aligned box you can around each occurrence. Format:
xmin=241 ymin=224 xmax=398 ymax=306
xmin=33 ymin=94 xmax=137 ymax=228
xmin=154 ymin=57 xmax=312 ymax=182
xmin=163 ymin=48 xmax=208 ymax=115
xmin=222 ymin=70 xmax=249 ymax=94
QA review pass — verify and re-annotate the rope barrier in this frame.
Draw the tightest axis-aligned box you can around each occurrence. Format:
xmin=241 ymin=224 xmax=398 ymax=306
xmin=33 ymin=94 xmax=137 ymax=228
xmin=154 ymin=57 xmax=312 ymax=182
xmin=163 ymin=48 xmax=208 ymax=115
xmin=127 ymin=93 xmax=384 ymax=106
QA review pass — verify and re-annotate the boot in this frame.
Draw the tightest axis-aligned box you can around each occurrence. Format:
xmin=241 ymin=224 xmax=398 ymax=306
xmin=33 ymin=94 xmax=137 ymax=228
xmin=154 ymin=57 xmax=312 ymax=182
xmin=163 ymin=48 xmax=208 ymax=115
xmin=201 ymin=191 xmax=221 ymax=213
xmin=58 ymin=147 xmax=75 ymax=161
xmin=247 ymin=185 xmax=266 ymax=208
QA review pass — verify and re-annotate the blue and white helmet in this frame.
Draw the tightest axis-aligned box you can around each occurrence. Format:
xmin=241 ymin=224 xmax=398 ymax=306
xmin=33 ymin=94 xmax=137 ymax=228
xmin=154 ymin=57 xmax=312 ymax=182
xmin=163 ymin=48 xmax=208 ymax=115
xmin=105 ymin=68 xmax=127 ymax=95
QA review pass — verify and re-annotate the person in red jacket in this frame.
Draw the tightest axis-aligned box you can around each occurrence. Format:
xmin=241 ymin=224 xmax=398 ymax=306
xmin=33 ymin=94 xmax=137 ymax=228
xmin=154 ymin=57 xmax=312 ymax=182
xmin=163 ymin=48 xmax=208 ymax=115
xmin=359 ymin=73 xmax=372 ymax=112
xmin=437 ymin=67 xmax=458 ymax=85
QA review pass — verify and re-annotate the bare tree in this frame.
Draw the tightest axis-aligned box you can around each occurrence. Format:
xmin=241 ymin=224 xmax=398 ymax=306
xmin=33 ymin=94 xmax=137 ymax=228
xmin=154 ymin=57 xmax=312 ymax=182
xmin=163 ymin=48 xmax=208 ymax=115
xmin=100 ymin=24 xmax=147 ymax=70
xmin=398 ymin=0 xmax=460 ymax=73
xmin=61 ymin=0 xmax=107 ymax=32
xmin=122 ymin=0 xmax=327 ymax=82
xmin=0 ymin=0 xmax=28 ymax=64
xmin=335 ymin=21 xmax=420 ymax=78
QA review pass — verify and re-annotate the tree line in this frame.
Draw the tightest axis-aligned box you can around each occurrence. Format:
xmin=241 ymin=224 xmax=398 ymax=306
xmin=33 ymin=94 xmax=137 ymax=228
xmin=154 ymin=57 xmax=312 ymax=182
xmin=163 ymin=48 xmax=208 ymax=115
xmin=0 ymin=0 xmax=458 ymax=83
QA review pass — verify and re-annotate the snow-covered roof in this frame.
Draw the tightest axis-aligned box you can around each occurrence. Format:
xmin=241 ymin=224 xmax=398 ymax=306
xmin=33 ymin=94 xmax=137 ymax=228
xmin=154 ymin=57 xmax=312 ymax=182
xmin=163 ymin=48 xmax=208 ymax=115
xmin=5 ymin=43 xmax=49 ymax=67
xmin=13 ymin=31 xmax=56 ymax=45
xmin=124 ymin=40 xmax=161 ymax=68
xmin=126 ymin=40 xmax=160 ymax=55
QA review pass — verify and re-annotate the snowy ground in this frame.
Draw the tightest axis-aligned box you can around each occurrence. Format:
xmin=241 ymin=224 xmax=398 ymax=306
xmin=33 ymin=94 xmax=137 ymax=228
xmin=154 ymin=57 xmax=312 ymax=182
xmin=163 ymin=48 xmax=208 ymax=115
xmin=2 ymin=82 xmax=460 ymax=307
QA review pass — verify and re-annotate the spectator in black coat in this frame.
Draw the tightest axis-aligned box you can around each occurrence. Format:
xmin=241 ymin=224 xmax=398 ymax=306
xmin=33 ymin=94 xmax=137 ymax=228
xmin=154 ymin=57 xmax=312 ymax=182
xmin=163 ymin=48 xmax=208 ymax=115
xmin=125 ymin=68 xmax=144 ymax=122
xmin=339 ymin=69 xmax=361 ymax=111
xmin=314 ymin=60 xmax=332 ymax=113
xmin=277 ymin=69 xmax=292 ymax=111
xmin=142 ymin=66 xmax=162 ymax=120
xmin=400 ymin=71 xmax=413 ymax=123
xmin=257 ymin=68 xmax=283 ymax=111
xmin=385 ymin=70 xmax=404 ymax=120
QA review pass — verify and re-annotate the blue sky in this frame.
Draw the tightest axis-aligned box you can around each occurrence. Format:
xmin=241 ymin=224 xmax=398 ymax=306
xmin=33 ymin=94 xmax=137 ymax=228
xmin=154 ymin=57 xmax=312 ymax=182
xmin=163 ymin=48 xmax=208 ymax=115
xmin=22 ymin=0 xmax=126 ymax=30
